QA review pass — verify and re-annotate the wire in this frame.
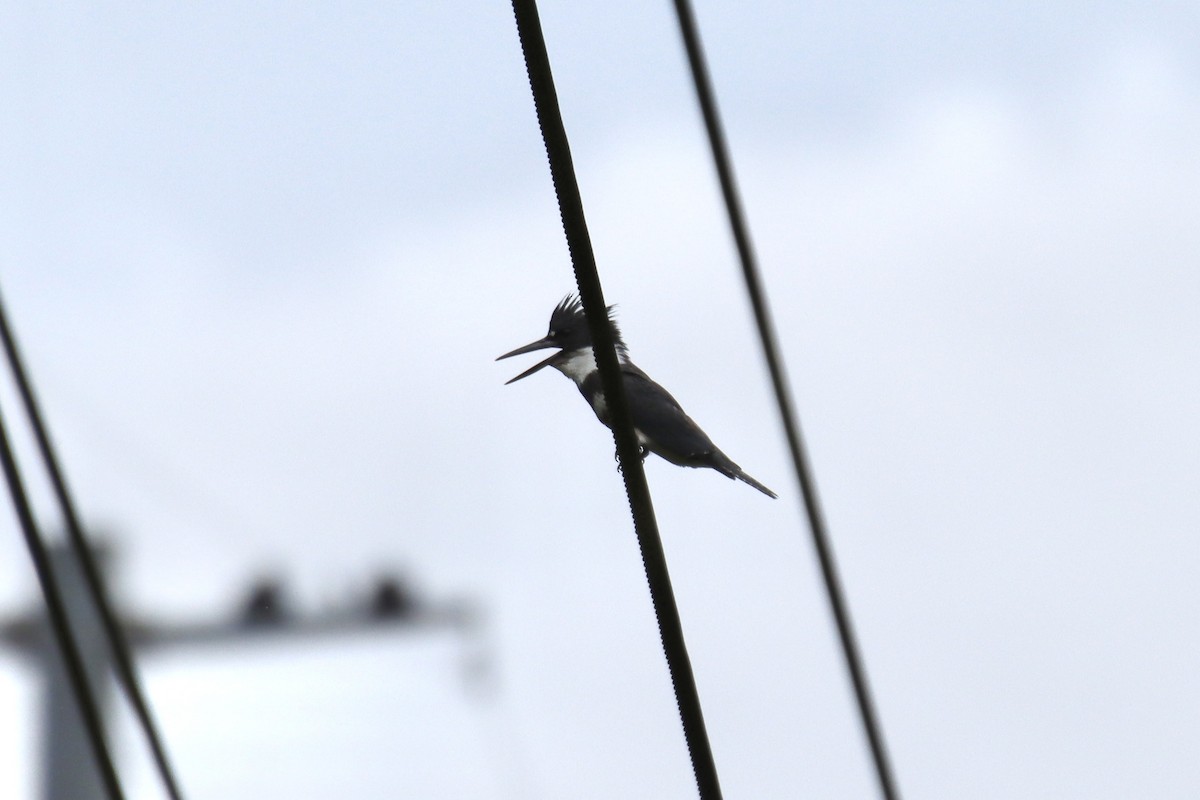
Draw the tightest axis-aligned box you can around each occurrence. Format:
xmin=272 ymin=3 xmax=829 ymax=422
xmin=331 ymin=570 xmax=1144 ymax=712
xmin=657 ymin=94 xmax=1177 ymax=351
xmin=0 ymin=397 xmax=126 ymax=800
xmin=0 ymin=290 xmax=187 ymax=800
xmin=508 ymin=1 xmax=723 ymax=797
xmin=668 ymin=3 xmax=903 ymax=799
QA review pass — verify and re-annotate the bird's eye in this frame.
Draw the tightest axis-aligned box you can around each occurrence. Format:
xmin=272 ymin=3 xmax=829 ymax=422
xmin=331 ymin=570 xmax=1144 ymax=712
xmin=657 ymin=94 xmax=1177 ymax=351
xmin=548 ymin=330 xmax=557 ymax=337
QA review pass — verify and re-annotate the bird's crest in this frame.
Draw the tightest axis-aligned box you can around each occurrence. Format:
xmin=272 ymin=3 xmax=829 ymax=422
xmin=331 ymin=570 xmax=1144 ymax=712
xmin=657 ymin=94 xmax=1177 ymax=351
xmin=551 ymin=294 xmax=628 ymax=358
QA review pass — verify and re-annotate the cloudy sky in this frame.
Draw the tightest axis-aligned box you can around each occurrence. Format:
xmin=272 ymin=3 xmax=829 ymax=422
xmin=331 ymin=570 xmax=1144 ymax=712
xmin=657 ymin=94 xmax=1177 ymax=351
xmin=0 ymin=1 xmax=1198 ymax=798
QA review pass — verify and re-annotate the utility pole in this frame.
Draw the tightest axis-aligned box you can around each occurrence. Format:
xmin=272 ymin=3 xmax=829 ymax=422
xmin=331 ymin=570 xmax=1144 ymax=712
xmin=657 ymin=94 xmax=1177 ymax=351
xmin=0 ymin=541 xmax=478 ymax=800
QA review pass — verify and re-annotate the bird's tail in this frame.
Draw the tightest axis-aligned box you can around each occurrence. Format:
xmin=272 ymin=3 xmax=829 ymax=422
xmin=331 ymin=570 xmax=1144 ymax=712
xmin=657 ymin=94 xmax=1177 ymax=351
xmin=711 ymin=451 xmax=777 ymax=498
xmin=732 ymin=468 xmax=777 ymax=499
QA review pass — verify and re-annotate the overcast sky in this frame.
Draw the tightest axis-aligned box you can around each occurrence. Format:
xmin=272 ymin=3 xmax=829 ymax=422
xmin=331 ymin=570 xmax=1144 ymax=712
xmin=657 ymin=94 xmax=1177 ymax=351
xmin=0 ymin=2 xmax=1198 ymax=798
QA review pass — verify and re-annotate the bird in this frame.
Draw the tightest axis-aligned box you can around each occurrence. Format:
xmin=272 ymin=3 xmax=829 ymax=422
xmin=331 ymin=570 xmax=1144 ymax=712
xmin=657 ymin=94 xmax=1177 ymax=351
xmin=497 ymin=294 xmax=777 ymax=498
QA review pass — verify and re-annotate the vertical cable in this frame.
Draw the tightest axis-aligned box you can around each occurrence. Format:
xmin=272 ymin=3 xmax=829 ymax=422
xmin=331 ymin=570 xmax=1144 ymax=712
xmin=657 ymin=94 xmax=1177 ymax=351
xmin=0 ymin=400 xmax=126 ymax=800
xmin=668 ymin=3 xmax=902 ymax=799
xmin=0 ymin=289 xmax=186 ymax=800
xmin=508 ymin=1 xmax=723 ymax=797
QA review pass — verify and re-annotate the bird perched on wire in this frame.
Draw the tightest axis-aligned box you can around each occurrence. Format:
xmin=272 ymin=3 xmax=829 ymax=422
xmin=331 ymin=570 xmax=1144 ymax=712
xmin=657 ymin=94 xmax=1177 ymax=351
xmin=497 ymin=294 xmax=776 ymax=498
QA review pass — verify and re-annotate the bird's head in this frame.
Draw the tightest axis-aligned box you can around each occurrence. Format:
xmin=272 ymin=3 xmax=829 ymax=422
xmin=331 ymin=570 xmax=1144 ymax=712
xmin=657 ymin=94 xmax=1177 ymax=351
xmin=496 ymin=294 xmax=626 ymax=384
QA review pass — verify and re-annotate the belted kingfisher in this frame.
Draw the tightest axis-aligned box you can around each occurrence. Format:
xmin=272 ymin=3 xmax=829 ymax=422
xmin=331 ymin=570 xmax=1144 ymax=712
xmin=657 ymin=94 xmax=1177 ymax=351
xmin=498 ymin=295 xmax=777 ymax=498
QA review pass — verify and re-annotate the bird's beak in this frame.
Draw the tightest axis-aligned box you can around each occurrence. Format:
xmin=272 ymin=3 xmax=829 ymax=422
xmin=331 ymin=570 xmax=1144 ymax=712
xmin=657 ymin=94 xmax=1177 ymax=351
xmin=496 ymin=337 xmax=560 ymax=384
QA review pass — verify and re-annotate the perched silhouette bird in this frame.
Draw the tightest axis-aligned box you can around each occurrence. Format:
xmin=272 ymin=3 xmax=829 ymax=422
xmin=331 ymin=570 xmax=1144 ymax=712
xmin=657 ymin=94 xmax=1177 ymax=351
xmin=498 ymin=295 xmax=776 ymax=498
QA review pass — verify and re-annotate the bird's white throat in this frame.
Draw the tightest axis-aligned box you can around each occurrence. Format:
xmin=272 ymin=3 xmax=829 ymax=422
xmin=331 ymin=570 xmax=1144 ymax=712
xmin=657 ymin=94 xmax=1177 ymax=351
xmin=554 ymin=347 xmax=600 ymax=386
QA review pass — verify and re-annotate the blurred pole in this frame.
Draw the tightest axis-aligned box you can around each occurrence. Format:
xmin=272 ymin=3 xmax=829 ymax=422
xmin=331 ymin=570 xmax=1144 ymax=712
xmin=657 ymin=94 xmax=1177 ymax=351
xmin=39 ymin=543 xmax=114 ymax=800
xmin=0 ymin=542 xmax=477 ymax=799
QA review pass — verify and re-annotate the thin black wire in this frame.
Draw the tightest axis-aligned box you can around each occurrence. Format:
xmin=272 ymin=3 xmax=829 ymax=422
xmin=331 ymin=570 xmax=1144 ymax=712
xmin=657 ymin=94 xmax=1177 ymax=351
xmin=668 ymin=3 xmax=902 ymax=799
xmin=0 ymin=399 xmax=126 ymax=800
xmin=508 ymin=1 xmax=722 ymax=797
xmin=0 ymin=290 xmax=186 ymax=800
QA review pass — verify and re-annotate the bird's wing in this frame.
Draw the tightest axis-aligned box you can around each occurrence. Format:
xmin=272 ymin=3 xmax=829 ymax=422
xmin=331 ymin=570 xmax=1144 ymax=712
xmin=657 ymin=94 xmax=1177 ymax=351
xmin=620 ymin=364 xmax=719 ymax=464
xmin=617 ymin=364 xmax=777 ymax=498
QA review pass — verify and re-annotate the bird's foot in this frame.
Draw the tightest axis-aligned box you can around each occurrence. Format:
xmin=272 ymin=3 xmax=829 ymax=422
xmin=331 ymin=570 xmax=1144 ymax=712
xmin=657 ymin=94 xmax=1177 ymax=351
xmin=613 ymin=446 xmax=650 ymax=471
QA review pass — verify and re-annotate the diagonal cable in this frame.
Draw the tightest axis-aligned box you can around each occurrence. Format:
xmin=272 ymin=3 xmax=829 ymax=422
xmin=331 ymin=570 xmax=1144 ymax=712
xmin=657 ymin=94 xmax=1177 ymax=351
xmin=0 ymin=288 xmax=186 ymax=800
xmin=0 ymin=396 xmax=126 ymax=800
xmin=508 ymin=1 xmax=723 ymax=797
xmin=668 ymin=3 xmax=903 ymax=799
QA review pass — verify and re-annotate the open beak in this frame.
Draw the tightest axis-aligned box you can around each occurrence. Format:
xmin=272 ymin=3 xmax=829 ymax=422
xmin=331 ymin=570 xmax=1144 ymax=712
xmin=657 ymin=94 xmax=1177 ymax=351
xmin=496 ymin=337 xmax=560 ymax=384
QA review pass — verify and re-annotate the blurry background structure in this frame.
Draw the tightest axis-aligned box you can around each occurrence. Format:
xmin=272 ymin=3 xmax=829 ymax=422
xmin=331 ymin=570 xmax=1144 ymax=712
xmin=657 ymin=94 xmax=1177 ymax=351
xmin=1 ymin=2 xmax=1199 ymax=798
